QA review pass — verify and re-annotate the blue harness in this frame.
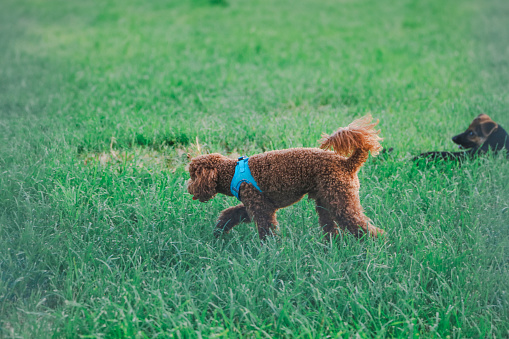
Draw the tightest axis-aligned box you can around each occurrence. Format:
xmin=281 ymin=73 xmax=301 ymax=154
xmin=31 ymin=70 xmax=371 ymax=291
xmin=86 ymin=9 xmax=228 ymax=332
xmin=230 ymin=156 xmax=262 ymax=201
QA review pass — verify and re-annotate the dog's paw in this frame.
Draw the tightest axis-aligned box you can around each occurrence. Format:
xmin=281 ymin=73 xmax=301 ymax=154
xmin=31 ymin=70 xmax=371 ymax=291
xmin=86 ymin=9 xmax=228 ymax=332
xmin=368 ymin=224 xmax=385 ymax=239
xmin=213 ymin=227 xmax=225 ymax=238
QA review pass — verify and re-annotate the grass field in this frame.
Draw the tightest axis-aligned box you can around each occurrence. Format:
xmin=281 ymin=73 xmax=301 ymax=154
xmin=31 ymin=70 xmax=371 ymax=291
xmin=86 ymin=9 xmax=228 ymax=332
xmin=1 ymin=0 xmax=509 ymax=337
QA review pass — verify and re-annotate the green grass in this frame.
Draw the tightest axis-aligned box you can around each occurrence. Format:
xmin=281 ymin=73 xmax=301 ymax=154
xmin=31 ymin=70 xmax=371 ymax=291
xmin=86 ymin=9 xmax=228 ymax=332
xmin=1 ymin=0 xmax=508 ymax=337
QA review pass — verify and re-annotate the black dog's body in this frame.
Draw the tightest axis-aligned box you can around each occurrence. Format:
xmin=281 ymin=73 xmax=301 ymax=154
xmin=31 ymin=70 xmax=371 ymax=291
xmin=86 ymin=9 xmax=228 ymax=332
xmin=416 ymin=114 xmax=509 ymax=161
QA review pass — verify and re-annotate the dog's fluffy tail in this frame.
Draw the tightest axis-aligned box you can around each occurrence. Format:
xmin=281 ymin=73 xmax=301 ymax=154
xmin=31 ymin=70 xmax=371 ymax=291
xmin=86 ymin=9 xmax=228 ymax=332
xmin=319 ymin=114 xmax=382 ymax=172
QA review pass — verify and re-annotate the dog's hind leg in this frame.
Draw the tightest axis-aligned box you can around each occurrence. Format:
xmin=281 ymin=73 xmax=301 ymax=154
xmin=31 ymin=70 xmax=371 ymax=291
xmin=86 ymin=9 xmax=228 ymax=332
xmin=332 ymin=205 xmax=384 ymax=239
xmin=330 ymin=205 xmax=375 ymax=238
xmin=322 ymin=187 xmax=384 ymax=239
xmin=315 ymin=199 xmax=340 ymax=239
xmin=214 ymin=204 xmax=252 ymax=238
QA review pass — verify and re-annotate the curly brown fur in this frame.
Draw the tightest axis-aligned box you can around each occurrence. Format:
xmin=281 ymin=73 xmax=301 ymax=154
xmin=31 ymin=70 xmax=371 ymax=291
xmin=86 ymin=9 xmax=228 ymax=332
xmin=187 ymin=115 xmax=385 ymax=242
xmin=319 ymin=115 xmax=382 ymax=157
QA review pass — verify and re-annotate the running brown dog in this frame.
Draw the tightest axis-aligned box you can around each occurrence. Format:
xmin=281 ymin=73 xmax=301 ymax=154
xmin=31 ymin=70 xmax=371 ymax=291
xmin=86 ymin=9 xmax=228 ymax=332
xmin=187 ymin=115 xmax=384 ymax=241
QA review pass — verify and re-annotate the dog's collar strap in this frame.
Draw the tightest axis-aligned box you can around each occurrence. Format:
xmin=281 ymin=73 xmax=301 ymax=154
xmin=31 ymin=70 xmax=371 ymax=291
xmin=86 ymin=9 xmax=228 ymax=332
xmin=230 ymin=156 xmax=262 ymax=201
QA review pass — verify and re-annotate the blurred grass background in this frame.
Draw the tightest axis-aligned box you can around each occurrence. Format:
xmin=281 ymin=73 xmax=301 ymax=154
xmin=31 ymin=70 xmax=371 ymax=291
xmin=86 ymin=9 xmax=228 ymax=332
xmin=0 ymin=0 xmax=508 ymax=337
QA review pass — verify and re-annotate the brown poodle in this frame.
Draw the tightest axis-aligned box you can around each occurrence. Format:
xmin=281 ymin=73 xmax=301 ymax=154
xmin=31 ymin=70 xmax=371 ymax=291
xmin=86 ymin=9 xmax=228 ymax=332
xmin=187 ymin=115 xmax=385 ymax=241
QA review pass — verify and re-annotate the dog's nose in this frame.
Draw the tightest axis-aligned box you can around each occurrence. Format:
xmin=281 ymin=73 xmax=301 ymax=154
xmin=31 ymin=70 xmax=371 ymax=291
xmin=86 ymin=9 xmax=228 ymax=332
xmin=452 ymin=136 xmax=458 ymax=143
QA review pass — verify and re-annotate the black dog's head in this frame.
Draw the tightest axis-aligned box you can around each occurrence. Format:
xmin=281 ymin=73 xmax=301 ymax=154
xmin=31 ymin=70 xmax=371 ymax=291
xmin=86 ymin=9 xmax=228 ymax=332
xmin=452 ymin=114 xmax=498 ymax=151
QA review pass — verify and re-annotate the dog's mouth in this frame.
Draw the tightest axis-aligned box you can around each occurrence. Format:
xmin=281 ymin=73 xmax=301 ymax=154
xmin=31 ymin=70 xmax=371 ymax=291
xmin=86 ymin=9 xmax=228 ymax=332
xmin=452 ymin=135 xmax=477 ymax=150
xmin=456 ymin=143 xmax=477 ymax=150
xmin=191 ymin=195 xmax=212 ymax=203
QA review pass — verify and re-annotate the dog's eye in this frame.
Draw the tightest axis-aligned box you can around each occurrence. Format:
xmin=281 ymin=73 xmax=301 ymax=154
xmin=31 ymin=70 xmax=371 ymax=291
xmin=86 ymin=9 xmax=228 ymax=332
xmin=468 ymin=131 xmax=475 ymax=137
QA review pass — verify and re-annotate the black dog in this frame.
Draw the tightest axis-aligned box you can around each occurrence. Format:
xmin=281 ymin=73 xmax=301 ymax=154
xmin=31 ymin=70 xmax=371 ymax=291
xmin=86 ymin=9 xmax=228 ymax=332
xmin=416 ymin=114 xmax=509 ymax=160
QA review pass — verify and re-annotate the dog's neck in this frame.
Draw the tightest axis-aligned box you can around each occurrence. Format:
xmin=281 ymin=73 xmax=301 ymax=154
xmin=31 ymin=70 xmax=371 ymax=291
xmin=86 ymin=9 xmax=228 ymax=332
xmin=215 ymin=159 xmax=237 ymax=196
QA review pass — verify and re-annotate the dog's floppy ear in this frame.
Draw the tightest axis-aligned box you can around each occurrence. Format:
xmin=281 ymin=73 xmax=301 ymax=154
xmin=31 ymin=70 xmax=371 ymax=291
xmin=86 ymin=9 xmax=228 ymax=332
xmin=475 ymin=113 xmax=491 ymax=121
xmin=479 ymin=115 xmax=498 ymax=138
xmin=188 ymin=165 xmax=218 ymax=199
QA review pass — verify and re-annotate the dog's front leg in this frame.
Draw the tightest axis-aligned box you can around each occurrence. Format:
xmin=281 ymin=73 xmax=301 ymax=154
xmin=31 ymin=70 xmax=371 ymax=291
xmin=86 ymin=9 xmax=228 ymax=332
xmin=214 ymin=204 xmax=252 ymax=237
xmin=413 ymin=151 xmax=468 ymax=161
xmin=240 ymin=184 xmax=279 ymax=241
